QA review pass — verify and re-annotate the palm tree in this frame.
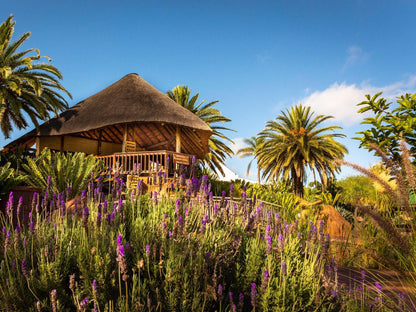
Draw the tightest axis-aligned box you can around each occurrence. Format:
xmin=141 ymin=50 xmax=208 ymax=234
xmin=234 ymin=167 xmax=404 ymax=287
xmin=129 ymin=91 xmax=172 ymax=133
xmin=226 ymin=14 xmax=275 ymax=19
xmin=0 ymin=15 xmax=71 ymax=138
xmin=257 ymin=104 xmax=347 ymax=197
xmin=236 ymin=136 xmax=264 ymax=184
xmin=167 ymin=85 xmax=234 ymax=176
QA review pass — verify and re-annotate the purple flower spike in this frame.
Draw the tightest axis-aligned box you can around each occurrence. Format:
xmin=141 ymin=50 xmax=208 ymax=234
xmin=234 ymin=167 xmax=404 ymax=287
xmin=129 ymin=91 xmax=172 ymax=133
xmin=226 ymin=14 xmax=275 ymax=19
xmin=92 ymin=279 xmax=98 ymax=296
xmin=266 ymin=236 xmax=273 ymax=255
xmin=80 ymin=297 xmax=88 ymax=308
xmin=251 ymin=283 xmax=257 ymax=307
xmin=282 ymin=261 xmax=287 ymax=275
xmin=146 ymin=245 xmax=150 ymax=258
xmin=21 ymin=259 xmax=28 ymax=277
xmin=117 ymin=235 xmax=123 ymax=246
xmin=82 ymin=206 xmax=89 ymax=227
xmin=217 ymin=284 xmax=223 ymax=300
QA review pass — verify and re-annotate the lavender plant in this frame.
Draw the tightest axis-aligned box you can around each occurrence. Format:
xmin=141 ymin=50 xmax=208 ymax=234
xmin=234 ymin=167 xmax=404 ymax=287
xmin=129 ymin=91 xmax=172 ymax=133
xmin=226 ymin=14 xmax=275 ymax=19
xmin=0 ymin=175 xmax=398 ymax=311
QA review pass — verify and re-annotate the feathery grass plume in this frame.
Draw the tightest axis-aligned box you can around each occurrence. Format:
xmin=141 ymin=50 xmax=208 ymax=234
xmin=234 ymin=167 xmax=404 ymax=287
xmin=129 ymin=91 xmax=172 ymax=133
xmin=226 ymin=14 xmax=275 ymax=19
xmin=368 ymin=143 xmax=412 ymax=212
xmin=358 ymin=204 xmax=410 ymax=253
xmin=336 ymin=159 xmax=397 ymax=203
xmin=399 ymin=140 xmax=416 ymax=190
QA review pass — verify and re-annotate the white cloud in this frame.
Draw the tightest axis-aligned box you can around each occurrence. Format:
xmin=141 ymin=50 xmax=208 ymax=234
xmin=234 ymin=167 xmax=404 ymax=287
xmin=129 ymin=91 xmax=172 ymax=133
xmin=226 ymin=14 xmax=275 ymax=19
xmin=229 ymin=137 xmax=247 ymax=154
xmin=298 ymin=76 xmax=416 ymax=126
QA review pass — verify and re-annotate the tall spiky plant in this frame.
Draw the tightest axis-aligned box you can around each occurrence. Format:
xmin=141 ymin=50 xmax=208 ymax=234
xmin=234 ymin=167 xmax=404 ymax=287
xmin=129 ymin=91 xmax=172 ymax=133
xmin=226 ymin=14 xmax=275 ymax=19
xmin=22 ymin=149 xmax=105 ymax=199
xmin=0 ymin=15 xmax=71 ymax=138
xmin=336 ymin=140 xmax=416 ymax=256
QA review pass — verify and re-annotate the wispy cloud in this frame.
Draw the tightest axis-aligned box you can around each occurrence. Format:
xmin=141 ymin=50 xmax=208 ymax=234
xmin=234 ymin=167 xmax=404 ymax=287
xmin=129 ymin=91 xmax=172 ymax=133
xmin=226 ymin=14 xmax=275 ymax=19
xmin=298 ymin=76 xmax=416 ymax=126
xmin=256 ymin=51 xmax=272 ymax=64
xmin=229 ymin=137 xmax=247 ymax=154
xmin=344 ymin=45 xmax=369 ymax=69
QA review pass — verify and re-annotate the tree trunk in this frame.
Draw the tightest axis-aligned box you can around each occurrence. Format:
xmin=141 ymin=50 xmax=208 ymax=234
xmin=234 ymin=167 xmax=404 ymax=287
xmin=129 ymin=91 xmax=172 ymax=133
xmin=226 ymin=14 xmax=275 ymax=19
xmin=257 ymin=168 xmax=261 ymax=184
xmin=292 ymin=168 xmax=304 ymax=198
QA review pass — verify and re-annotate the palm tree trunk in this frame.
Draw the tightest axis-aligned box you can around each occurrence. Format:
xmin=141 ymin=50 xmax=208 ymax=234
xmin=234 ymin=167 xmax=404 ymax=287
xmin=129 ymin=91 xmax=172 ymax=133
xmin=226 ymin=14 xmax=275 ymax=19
xmin=292 ymin=168 xmax=304 ymax=197
xmin=257 ymin=168 xmax=260 ymax=184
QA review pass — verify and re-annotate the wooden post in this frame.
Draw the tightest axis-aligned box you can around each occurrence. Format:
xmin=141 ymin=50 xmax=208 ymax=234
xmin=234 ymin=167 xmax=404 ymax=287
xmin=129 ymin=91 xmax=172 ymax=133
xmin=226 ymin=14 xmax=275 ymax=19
xmin=97 ymin=130 xmax=102 ymax=155
xmin=60 ymin=136 xmax=64 ymax=152
xmin=122 ymin=124 xmax=127 ymax=153
xmin=35 ymin=137 xmax=41 ymax=157
xmin=176 ymin=126 xmax=181 ymax=153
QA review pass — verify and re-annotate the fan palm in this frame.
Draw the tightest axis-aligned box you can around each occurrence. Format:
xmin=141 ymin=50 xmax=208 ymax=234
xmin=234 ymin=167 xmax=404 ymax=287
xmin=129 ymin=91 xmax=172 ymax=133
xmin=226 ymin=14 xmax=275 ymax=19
xmin=0 ymin=15 xmax=71 ymax=138
xmin=167 ymin=85 xmax=235 ymax=176
xmin=257 ymin=104 xmax=347 ymax=197
xmin=236 ymin=136 xmax=264 ymax=184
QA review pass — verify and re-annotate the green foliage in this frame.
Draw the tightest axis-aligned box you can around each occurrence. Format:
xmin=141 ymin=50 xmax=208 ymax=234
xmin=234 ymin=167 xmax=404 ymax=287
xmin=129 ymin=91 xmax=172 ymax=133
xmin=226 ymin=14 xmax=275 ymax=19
xmin=0 ymin=147 xmax=35 ymax=172
xmin=0 ymin=15 xmax=71 ymax=138
xmin=336 ymin=175 xmax=377 ymax=208
xmin=22 ymin=148 xmax=105 ymax=199
xmin=257 ymin=104 xmax=347 ymax=197
xmin=167 ymin=85 xmax=235 ymax=176
xmin=0 ymin=162 xmax=26 ymax=198
xmin=355 ymin=92 xmax=416 ymax=163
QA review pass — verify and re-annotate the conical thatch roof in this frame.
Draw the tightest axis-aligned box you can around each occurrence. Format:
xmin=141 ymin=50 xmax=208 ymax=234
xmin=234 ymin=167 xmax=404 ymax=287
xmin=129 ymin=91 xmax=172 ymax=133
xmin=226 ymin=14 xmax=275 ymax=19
xmin=5 ymin=74 xmax=212 ymax=157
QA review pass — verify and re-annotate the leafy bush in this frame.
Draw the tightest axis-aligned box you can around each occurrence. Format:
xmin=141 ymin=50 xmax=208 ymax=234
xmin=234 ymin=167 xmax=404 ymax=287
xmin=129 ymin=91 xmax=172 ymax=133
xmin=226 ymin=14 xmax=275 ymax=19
xmin=22 ymin=148 xmax=105 ymax=199
xmin=0 ymin=162 xmax=26 ymax=198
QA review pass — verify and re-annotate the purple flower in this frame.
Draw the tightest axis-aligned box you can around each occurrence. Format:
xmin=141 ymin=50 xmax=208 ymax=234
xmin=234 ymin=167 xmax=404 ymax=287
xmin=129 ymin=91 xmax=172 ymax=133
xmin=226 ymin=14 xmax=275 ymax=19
xmin=92 ymin=279 xmax=98 ymax=296
xmin=96 ymin=213 xmax=101 ymax=228
xmin=146 ymin=245 xmax=150 ymax=258
xmin=30 ymin=222 xmax=35 ymax=235
xmin=331 ymin=290 xmax=337 ymax=297
xmin=375 ymin=282 xmax=382 ymax=291
xmin=82 ymin=206 xmax=89 ymax=227
xmin=16 ymin=196 xmax=23 ymax=216
xmin=80 ymin=296 xmax=88 ymax=308
xmin=6 ymin=192 xmax=13 ymax=216
xmin=217 ymin=284 xmax=223 ymax=300
xmin=229 ymin=292 xmax=234 ymax=305
xmin=251 ymin=283 xmax=257 ymax=307
xmin=21 ymin=259 xmax=28 ymax=277
xmin=278 ymin=234 xmax=284 ymax=252
xmin=239 ymin=293 xmax=244 ymax=308
xmin=266 ymin=236 xmax=273 ymax=254
xmin=282 ymin=261 xmax=287 ymax=275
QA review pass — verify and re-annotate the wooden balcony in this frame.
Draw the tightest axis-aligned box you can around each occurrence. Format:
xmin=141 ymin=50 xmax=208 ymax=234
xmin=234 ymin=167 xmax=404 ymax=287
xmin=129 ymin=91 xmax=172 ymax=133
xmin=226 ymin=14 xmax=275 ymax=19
xmin=95 ymin=150 xmax=194 ymax=175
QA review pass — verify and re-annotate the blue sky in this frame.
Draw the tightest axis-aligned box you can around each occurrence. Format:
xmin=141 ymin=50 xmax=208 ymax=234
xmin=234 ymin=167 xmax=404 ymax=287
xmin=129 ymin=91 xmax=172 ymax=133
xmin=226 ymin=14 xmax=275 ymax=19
xmin=1 ymin=0 xmax=416 ymax=181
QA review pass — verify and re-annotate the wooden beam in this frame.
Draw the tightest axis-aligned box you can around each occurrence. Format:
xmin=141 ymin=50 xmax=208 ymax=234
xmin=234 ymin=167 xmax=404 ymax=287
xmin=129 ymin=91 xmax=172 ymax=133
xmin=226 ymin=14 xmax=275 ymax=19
xmin=60 ymin=136 xmax=65 ymax=152
xmin=176 ymin=126 xmax=181 ymax=153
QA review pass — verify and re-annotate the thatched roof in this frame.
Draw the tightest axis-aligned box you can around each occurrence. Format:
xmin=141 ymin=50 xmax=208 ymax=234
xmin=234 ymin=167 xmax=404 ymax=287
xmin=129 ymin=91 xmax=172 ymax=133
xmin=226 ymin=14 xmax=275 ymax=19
xmin=5 ymin=74 xmax=212 ymax=157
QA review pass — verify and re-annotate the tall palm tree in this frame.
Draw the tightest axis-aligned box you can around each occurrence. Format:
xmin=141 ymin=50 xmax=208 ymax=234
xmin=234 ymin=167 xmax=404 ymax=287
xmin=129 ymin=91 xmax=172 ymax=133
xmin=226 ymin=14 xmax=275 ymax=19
xmin=0 ymin=15 xmax=71 ymax=138
xmin=257 ymin=104 xmax=347 ymax=197
xmin=167 ymin=85 xmax=234 ymax=176
xmin=236 ymin=136 xmax=264 ymax=184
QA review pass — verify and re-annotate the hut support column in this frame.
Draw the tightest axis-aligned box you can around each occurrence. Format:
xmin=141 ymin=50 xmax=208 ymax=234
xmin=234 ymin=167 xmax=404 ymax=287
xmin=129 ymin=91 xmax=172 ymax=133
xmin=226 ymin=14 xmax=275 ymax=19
xmin=122 ymin=124 xmax=127 ymax=153
xmin=35 ymin=137 xmax=40 ymax=157
xmin=176 ymin=127 xmax=181 ymax=153
xmin=97 ymin=130 xmax=102 ymax=155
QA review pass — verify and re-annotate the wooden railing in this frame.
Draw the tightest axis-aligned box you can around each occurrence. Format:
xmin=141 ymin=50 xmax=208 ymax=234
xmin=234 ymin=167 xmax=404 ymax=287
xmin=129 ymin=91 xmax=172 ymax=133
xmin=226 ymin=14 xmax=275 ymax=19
xmin=95 ymin=150 xmax=193 ymax=175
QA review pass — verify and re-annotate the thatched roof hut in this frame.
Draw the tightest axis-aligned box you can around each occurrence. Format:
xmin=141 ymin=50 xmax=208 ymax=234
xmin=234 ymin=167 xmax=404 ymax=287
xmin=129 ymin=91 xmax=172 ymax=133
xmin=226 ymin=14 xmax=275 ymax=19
xmin=4 ymin=74 xmax=212 ymax=159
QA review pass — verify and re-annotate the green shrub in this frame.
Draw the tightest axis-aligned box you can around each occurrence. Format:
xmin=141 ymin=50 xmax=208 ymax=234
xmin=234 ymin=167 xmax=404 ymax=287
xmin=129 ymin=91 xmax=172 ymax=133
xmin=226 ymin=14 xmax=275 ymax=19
xmin=22 ymin=148 xmax=105 ymax=199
